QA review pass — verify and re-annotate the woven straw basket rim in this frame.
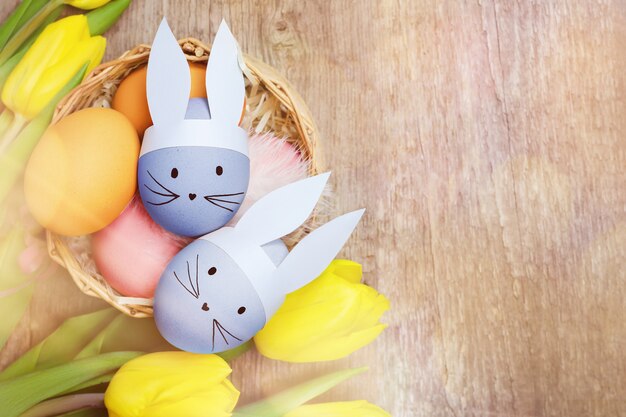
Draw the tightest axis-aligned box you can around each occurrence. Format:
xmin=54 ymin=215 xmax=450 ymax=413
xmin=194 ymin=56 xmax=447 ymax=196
xmin=46 ymin=38 xmax=324 ymax=318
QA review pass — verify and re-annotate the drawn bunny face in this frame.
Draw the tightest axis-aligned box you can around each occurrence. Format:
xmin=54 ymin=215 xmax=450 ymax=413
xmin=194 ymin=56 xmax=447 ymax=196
xmin=153 ymin=173 xmax=365 ymax=354
xmin=138 ymin=19 xmax=249 ymax=237
xmin=154 ymin=239 xmax=266 ymax=353
xmin=138 ymin=147 xmax=249 ymax=238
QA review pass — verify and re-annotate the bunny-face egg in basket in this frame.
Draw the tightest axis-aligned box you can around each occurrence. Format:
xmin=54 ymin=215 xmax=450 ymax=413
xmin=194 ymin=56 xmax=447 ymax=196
xmin=41 ymin=18 xmax=328 ymax=318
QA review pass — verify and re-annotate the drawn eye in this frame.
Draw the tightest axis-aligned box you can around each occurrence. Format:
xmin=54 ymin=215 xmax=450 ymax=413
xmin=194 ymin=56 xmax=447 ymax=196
xmin=208 ymin=267 xmax=217 ymax=275
xmin=237 ymin=306 xmax=246 ymax=315
xmin=216 ymin=166 xmax=223 ymax=176
xmin=171 ymin=168 xmax=178 ymax=178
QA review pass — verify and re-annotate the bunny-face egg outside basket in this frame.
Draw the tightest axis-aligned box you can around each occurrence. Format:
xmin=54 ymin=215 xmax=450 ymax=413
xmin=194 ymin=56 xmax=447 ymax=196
xmin=46 ymin=37 xmax=328 ymax=317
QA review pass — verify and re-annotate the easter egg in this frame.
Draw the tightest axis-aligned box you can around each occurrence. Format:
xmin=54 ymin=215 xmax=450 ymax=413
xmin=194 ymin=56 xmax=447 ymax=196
xmin=24 ymin=108 xmax=139 ymax=236
xmin=112 ymin=63 xmax=207 ymax=136
xmin=154 ymin=237 xmax=287 ymax=353
xmin=93 ymin=197 xmax=185 ymax=298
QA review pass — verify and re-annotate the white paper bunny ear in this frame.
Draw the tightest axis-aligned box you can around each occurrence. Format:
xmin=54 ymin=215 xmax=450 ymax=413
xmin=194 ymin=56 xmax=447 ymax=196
xmin=206 ymin=20 xmax=245 ymax=125
xmin=147 ymin=18 xmax=191 ymax=127
xmin=235 ymin=172 xmax=331 ymax=245
xmin=274 ymin=209 xmax=365 ymax=295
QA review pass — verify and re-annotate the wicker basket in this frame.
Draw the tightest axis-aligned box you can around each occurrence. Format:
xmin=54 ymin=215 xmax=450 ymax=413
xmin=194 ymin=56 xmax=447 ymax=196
xmin=46 ymin=38 xmax=324 ymax=318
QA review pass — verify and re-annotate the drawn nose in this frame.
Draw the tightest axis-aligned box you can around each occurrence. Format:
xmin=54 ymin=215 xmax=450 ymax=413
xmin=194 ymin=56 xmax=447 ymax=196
xmin=201 ymin=302 xmax=209 ymax=311
xmin=188 ymin=193 xmax=197 ymax=200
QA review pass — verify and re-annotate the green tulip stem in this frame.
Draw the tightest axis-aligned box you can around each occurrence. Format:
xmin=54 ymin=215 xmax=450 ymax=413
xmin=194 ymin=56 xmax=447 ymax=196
xmin=0 ymin=112 xmax=27 ymax=153
xmin=86 ymin=0 xmax=133 ymax=36
xmin=0 ymin=108 xmax=14 ymax=138
xmin=18 ymin=394 xmax=105 ymax=417
xmin=0 ymin=0 xmax=65 ymax=66
xmin=234 ymin=367 xmax=368 ymax=417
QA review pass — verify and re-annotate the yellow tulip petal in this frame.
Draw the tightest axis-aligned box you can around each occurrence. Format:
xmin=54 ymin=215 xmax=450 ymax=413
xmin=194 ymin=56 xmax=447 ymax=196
xmin=33 ymin=35 xmax=105 ymax=111
xmin=327 ymin=259 xmax=363 ymax=283
xmin=255 ymin=260 xmax=390 ymax=362
xmin=1 ymin=15 xmax=104 ymax=119
xmin=285 ymin=401 xmax=392 ymax=417
xmin=105 ymin=352 xmax=239 ymax=417
xmin=10 ymin=15 xmax=89 ymax=100
xmin=291 ymin=324 xmax=388 ymax=362
xmin=65 ymin=0 xmax=112 ymax=9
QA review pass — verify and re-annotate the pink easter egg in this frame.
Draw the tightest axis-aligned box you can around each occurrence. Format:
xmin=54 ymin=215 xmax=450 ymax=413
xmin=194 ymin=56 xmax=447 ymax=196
xmin=92 ymin=197 xmax=186 ymax=298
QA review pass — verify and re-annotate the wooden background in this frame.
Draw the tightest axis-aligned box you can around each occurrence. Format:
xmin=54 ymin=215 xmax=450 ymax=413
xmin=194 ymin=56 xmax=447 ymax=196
xmin=1 ymin=1 xmax=625 ymax=416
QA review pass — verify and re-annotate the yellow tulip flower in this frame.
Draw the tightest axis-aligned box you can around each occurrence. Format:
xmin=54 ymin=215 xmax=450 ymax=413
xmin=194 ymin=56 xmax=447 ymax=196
xmin=254 ymin=260 xmax=389 ymax=362
xmin=104 ymin=352 xmax=240 ymax=417
xmin=1 ymin=15 xmax=105 ymax=120
xmin=65 ymin=0 xmax=112 ymax=9
xmin=284 ymin=401 xmax=392 ymax=417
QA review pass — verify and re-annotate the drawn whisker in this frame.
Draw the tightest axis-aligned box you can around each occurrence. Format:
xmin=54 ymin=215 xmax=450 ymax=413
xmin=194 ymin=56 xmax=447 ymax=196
xmin=204 ymin=192 xmax=244 ymax=198
xmin=204 ymin=198 xmax=234 ymax=212
xmin=216 ymin=321 xmax=242 ymax=341
xmin=143 ymin=183 xmax=176 ymax=198
xmin=174 ymin=271 xmax=198 ymax=299
xmin=146 ymin=197 xmax=179 ymax=206
xmin=195 ymin=254 xmax=199 ymax=297
xmin=205 ymin=197 xmax=240 ymax=205
xmin=211 ymin=321 xmax=216 ymax=351
xmin=216 ymin=325 xmax=229 ymax=345
xmin=147 ymin=171 xmax=179 ymax=196
xmin=186 ymin=261 xmax=198 ymax=297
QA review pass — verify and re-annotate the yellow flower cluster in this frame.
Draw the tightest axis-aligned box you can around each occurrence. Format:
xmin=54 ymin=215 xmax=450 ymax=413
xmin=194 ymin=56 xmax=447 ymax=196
xmin=2 ymin=15 xmax=105 ymax=120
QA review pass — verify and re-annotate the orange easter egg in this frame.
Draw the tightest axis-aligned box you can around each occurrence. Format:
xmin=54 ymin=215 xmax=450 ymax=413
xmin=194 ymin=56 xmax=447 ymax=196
xmin=24 ymin=108 xmax=139 ymax=236
xmin=112 ymin=63 xmax=208 ymax=136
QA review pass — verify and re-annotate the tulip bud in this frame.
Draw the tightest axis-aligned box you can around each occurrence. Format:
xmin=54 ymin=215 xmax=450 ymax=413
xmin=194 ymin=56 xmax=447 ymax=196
xmin=105 ymin=352 xmax=240 ymax=417
xmin=284 ymin=401 xmax=391 ymax=417
xmin=1 ymin=15 xmax=105 ymax=120
xmin=254 ymin=260 xmax=389 ymax=362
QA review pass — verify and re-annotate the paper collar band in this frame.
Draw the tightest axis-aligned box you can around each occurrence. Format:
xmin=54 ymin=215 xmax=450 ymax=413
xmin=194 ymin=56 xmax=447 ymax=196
xmin=140 ymin=120 xmax=249 ymax=157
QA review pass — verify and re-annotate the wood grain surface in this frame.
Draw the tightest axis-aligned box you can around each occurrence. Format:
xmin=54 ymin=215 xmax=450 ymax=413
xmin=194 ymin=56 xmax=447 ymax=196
xmin=1 ymin=1 xmax=625 ymax=416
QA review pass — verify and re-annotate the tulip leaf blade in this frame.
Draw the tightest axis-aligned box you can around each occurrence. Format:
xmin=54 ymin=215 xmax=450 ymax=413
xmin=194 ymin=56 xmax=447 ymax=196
xmin=233 ymin=367 xmax=368 ymax=417
xmin=58 ymin=409 xmax=108 ymax=417
xmin=217 ymin=340 xmax=253 ymax=362
xmin=0 ymin=351 xmax=140 ymax=417
xmin=58 ymin=373 xmax=115 ymax=396
xmin=86 ymin=0 xmax=132 ymax=36
xmin=76 ymin=313 xmax=172 ymax=359
xmin=0 ymin=308 xmax=117 ymax=381
xmin=0 ymin=0 xmax=35 ymax=50
xmin=0 ymin=223 xmax=34 ymax=350
xmin=0 ymin=284 xmax=34 ymax=350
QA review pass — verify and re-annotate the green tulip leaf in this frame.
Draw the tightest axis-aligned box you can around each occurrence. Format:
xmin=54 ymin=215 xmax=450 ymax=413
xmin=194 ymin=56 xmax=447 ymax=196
xmin=58 ymin=408 xmax=108 ymax=417
xmin=0 ymin=224 xmax=34 ymax=349
xmin=77 ymin=313 xmax=173 ymax=358
xmin=0 ymin=351 xmax=140 ymax=417
xmin=86 ymin=0 xmax=132 ymax=36
xmin=0 ymin=308 xmax=117 ymax=381
xmin=233 ymin=367 xmax=368 ymax=417
xmin=0 ymin=284 xmax=34 ymax=350
xmin=0 ymin=0 xmax=35 ymax=50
